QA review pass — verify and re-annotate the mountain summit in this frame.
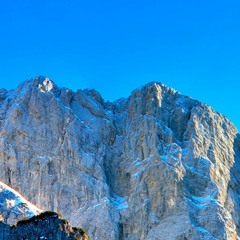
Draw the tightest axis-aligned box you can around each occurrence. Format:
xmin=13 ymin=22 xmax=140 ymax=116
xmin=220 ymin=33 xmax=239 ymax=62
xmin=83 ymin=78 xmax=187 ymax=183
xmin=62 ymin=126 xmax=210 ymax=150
xmin=0 ymin=77 xmax=239 ymax=239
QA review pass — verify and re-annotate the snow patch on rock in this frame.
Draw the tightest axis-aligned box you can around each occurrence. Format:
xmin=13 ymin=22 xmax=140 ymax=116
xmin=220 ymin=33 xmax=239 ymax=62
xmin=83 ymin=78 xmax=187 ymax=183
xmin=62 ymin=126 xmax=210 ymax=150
xmin=0 ymin=181 xmax=42 ymax=224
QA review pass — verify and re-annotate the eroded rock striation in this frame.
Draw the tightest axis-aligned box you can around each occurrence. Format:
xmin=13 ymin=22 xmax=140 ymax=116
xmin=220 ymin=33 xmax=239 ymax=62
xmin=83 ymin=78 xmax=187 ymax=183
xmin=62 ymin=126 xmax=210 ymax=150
xmin=0 ymin=76 xmax=239 ymax=239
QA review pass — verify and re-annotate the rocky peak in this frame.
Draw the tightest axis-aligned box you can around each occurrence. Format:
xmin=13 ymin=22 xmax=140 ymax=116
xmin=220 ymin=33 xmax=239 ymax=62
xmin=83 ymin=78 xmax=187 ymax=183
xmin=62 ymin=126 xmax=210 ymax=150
xmin=0 ymin=89 xmax=7 ymax=102
xmin=38 ymin=77 xmax=54 ymax=93
xmin=0 ymin=78 xmax=239 ymax=239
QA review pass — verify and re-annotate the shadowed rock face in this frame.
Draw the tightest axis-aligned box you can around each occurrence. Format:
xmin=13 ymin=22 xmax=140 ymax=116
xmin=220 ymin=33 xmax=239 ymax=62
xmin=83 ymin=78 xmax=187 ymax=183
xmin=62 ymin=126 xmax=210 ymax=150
xmin=0 ymin=211 xmax=89 ymax=240
xmin=0 ymin=77 xmax=239 ymax=239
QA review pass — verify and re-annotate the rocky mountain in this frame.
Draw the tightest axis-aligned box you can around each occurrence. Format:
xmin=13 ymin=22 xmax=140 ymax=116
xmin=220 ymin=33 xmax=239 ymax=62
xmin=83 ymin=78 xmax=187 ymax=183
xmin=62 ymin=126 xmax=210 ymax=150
xmin=0 ymin=211 xmax=89 ymax=240
xmin=0 ymin=76 xmax=239 ymax=239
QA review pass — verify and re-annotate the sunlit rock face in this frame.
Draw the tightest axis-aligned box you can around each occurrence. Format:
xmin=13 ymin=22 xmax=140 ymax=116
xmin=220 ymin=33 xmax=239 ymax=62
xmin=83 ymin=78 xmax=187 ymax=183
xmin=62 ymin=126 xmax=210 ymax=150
xmin=0 ymin=76 xmax=239 ymax=239
xmin=38 ymin=77 xmax=54 ymax=92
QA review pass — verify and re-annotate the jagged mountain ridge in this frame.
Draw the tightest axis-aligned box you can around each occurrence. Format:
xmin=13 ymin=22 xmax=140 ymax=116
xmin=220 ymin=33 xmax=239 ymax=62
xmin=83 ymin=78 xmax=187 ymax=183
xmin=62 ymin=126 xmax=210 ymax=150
xmin=0 ymin=77 xmax=239 ymax=239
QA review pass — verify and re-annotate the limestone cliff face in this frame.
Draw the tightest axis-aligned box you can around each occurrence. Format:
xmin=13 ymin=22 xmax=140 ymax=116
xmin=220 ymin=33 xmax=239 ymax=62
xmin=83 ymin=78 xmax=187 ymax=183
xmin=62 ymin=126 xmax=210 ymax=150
xmin=0 ymin=77 xmax=239 ymax=239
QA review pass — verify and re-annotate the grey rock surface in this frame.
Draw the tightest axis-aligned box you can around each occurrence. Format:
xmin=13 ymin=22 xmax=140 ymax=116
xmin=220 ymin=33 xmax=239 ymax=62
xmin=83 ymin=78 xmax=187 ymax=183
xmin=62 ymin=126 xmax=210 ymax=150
xmin=0 ymin=77 xmax=239 ymax=239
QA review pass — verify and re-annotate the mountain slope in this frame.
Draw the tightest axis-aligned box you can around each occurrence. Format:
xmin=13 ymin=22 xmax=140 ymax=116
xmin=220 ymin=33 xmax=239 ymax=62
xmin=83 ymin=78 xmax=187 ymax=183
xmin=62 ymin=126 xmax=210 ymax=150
xmin=0 ymin=77 xmax=239 ymax=239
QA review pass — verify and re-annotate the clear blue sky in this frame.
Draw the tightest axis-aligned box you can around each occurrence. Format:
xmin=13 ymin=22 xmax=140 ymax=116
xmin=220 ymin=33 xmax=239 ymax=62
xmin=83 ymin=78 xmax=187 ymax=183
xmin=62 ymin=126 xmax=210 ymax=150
xmin=0 ymin=0 xmax=239 ymax=130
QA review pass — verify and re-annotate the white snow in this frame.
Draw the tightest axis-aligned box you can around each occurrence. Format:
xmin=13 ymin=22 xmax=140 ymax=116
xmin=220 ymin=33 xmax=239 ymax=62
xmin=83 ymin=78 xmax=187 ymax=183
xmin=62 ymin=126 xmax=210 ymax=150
xmin=0 ymin=181 xmax=42 ymax=219
xmin=184 ymin=165 xmax=210 ymax=179
xmin=191 ymin=224 xmax=219 ymax=240
xmin=92 ymin=203 xmax=101 ymax=208
xmin=131 ymin=156 xmax=153 ymax=178
xmin=185 ymin=195 xmax=219 ymax=208
xmin=111 ymin=195 xmax=128 ymax=210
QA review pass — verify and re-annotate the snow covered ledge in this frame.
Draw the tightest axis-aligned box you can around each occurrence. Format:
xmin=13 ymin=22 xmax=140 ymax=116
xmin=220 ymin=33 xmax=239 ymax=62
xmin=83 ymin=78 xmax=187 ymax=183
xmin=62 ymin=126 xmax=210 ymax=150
xmin=38 ymin=78 xmax=54 ymax=93
xmin=0 ymin=181 xmax=42 ymax=225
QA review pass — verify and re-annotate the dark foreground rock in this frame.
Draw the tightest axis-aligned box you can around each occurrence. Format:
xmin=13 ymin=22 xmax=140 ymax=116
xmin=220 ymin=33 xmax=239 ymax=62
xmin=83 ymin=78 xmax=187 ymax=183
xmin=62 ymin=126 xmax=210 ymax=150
xmin=0 ymin=211 xmax=89 ymax=240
